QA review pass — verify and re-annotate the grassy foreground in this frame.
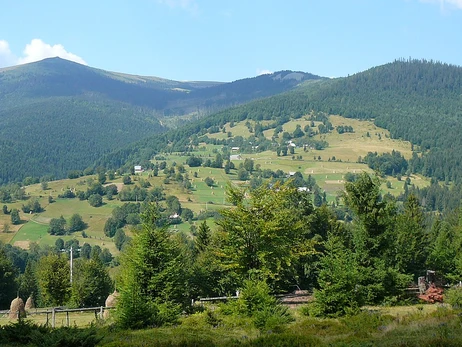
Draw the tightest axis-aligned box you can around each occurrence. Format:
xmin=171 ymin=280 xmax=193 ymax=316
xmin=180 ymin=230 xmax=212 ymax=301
xmin=98 ymin=305 xmax=462 ymax=347
xmin=2 ymin=305 xmax=461 ymax=346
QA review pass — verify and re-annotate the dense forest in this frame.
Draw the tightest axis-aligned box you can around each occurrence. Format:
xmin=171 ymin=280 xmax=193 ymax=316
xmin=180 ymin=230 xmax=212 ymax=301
xmin=0 ymin=97 xmax=164 ymax=184
xmin=0 ymin=58 xmax=319 ymax=183
xmin=98 ymin=59 xmax=462 ymax=186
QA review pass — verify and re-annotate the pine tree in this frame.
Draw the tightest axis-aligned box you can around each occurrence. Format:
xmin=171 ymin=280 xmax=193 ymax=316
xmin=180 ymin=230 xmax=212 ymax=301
xmin=19 ymin=260 xmax=38 ymax=301
xmin=117 ymin=203 xmax=184 ymax=328
xmin=195 ymin=221 xmax=211 ymax=253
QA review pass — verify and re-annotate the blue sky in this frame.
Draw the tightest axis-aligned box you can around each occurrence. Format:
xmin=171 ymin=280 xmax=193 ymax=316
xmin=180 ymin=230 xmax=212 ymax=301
xmin=1 ymin=0 xmax=461 ymax=81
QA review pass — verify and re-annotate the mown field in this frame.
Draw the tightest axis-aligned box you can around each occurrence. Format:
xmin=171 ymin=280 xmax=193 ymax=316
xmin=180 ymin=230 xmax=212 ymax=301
xmin=0 ymin=115 xmax=430 ymax=253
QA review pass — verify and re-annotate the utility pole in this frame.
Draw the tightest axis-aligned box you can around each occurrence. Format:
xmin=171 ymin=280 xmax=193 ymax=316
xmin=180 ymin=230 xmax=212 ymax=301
xmin=70 ymin=246 xmax=73 ymax=284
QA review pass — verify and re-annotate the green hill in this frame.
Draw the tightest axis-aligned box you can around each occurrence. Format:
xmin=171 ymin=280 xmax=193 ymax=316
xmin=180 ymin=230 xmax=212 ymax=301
xmin=0 ymin=58 xmax=322 ymax=183
xmin=100 ymin=59 xmax=462 ymax=185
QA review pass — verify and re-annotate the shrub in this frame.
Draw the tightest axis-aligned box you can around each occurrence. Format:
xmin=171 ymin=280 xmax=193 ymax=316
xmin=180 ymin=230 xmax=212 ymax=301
xmin=0 ymin=319 xmax=102 ymax=347
xmin=445 ymin=286 xmax=462 ymax=309
xmin=221 ymin=278 xmax=293 ymax=332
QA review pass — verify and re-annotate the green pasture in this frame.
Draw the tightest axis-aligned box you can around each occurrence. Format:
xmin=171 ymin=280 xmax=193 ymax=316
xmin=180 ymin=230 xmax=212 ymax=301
xmin=2 ymin=115 xmax=430 ymax=251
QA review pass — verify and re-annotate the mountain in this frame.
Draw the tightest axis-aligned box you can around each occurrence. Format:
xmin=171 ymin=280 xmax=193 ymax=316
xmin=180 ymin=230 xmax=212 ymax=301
xmin=0 ymin=58 xmax=321 ymax=183
xmin=98 ymin=59 xmax=462 ymax=184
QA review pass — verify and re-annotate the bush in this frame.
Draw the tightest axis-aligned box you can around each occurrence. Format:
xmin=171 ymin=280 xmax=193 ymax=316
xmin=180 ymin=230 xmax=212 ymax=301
xmin=221 ymin=278 xmax=293 ymax=332
xmin=0 ymin=319 xmax=102 ymax=347
xmin=445 ymin=286 xmax=462 ymax=309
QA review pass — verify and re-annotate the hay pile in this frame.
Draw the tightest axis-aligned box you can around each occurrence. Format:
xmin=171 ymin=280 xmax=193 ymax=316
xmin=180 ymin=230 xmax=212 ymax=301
xmin=8 ymin=297 xmax=26 ymax=320
xmin=25 ymin=296 xmax=35 ymax=310
xmin=103 ymin=290 xmax=119 ymax=319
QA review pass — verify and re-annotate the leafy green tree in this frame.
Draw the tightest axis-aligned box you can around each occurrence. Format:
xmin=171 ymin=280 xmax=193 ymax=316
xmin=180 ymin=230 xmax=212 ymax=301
xmin=98 ymin=172 xmax=106 ymax=185
xmin=114 ymin=229 xmax=127 ymax=251
xmin=125 ymin=213 xmax=140 ymax=225
xmin=243 ymin=158 xmax=254 ymax=173
xmin=122 ymin=175 xmax=132 ymax=185
xmin=99 ymin=248 xmax=113 ymax=265
xmin=88 ymin=194 xmax=103 ymax=207
xmin=204 ymin=177 xmax=214 ymax=187
xmin=180 ymin=208 xmax=193 ymax=222
xmin=80 ymin=243 xmax=92 ymax=259
xmin=36 ymin=254 xmax=70 ymax=306
xmin=70 ymin=258 xmax=112 ymax=307
xmin=237 ymin=168 xmax=249 ymax=181
xmin=2 ymin=205 xmax=8 ymax=214
xmin=55 ymin=238 xmax=64 ymax=251
xmin=218 ymin=182 xmax=315 ymax=290
xmin=10 ymin=209 xmax=20 ymax=225
xmin=0 ymin=249 xmax=17 ymax=309
xmin=68 ymin=213 xmax=85 ymax=232
xmin=186 ymin=156 xmax=203 ymax=167
xmin=90 ymin=245 xmax=102 ymax=260
xmin=292 ymin=124 xmax=304 ymax=138
xmin=165 ymin=195 xmax=182 ymax=215
xmin=212 ymin=153 xmax=223 ymax=168
xmin=48 ymin=216 xmax=66 ymax=235
xmin=117 ymin=204 xmax=185 ymax=328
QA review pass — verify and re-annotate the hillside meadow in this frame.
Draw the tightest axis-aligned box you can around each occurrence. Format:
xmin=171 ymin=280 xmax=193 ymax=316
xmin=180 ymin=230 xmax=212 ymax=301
xmin=0 ymin=115 xmax=430 ymax=252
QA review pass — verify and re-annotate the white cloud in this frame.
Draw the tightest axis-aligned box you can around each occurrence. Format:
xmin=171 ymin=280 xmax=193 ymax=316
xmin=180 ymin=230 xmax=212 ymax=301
xmin=419 ymin=0 xmax=462 ymax=10
xmin=256 ymin=68 xmax=273 ymax=76
xmin=0 ymin=40 xmax=16 ymax=67
xmin=0 ymin=39 xmax=86 ymax=68
xmin=157 ymin=0 xmax=199 ymax=14
xmin=17 ymin=39 xmax=86 ymax=65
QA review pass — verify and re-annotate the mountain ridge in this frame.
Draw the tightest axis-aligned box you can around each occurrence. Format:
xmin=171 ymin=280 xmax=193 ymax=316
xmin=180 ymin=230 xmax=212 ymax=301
xmin=0 ymin=58 xmax=321 ymax=183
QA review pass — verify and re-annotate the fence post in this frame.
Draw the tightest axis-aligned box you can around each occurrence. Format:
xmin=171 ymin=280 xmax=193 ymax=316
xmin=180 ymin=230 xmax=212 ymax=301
xmin=66 ymin=311 xmax=70 ymax=327
xmin=100 ymin=306 xmax=103 ymax=319
xmin=52 ymin=307 xmax=56 ymax=328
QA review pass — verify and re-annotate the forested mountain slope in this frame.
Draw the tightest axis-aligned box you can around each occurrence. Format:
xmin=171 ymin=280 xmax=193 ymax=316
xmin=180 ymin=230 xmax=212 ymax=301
xmin=302 ymin=59 xmax=462 ymax=182
xmin=0 ymin=58 xmax=320 ymax=183
xmin=99 ymin=59 xmax=462 ymax=184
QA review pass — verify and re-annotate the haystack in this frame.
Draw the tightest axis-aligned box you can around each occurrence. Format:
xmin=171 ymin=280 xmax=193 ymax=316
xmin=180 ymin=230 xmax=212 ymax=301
xmin=8 ymin=297 xmax=26 ymax=320
xmin=25 ymin=296 xmax=35 ymax=310
xmin=103 ymin=290 xmax=119 ymax=319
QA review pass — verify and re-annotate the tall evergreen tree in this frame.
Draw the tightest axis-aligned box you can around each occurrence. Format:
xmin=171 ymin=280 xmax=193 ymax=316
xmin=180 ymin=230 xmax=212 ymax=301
xmin=394 ymin=194 xmax=428 ymax=277
xmin=0 ymin=249 xmax=17 ymax=309
xmin=195 ymin=221 xmax=211 ymax=254
xmin=116 ymin=203 xmax=185 ymax=329
xmin=19 ymin=260 xmax=39 ymax=302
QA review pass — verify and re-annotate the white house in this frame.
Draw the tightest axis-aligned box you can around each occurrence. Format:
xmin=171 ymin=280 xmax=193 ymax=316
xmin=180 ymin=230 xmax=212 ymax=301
xmin=134 ymin=165 xmax=143 ymax=174
xmin=230 ymin=154 xmax=242 ymax=160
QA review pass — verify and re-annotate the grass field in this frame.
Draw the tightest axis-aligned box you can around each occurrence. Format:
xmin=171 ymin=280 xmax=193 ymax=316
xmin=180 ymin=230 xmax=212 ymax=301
xmin=0 ymin=114 xmax=430 ymax=252
xmin=1 ymin=304 xmax=459 ymax=346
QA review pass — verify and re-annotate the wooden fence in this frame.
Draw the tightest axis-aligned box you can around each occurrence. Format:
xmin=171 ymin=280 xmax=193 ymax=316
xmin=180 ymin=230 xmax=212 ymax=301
xmin=0 ymin=306 xmax=115 ymax=327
